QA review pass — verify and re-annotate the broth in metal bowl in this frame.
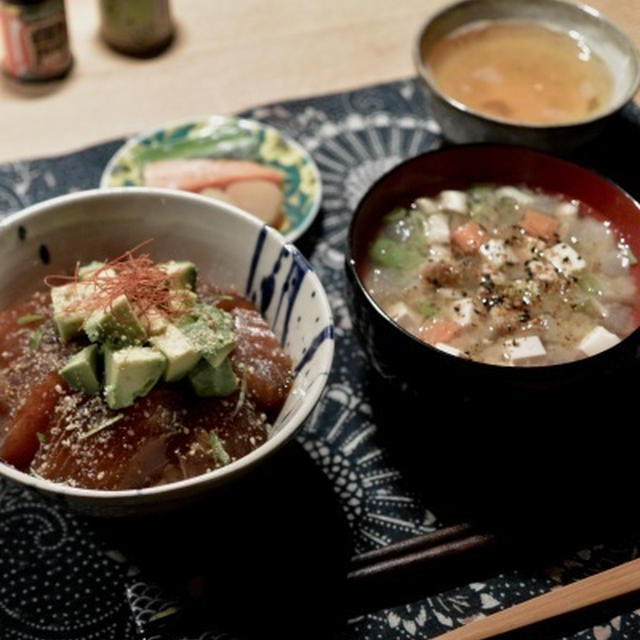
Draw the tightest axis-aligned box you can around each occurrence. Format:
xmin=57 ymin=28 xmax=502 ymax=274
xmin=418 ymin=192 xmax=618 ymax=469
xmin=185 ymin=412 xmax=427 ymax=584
xmin=414 ymin=0 xmax=640 ymax=150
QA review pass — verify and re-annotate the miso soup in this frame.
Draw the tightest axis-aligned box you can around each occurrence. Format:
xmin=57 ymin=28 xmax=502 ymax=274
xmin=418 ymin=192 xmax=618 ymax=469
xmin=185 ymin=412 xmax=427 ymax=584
xmin=363 ymin=185 xmax=638 ymax=366
xmin=425 ymin=21 xmax=614 ymax=125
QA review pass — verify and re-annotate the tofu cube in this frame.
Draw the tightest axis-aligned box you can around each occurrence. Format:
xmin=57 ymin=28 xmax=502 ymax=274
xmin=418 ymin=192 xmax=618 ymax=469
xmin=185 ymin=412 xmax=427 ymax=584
xmin=578 ymin=326 xmax=620 ymax=357
xmin=451 ymin=298 xmax=475 ymax=326
xmin=434 ymin=342 xmax=463 ymax=357
xmin=426 ymin=213 xmax=451 ymax=244
xmin=386 ymin=302 xmax=419 ymax=329
xmin=480 ymin=239 xmax=513 ymax=268
xmin=505 ymin=336 xmax=547 ymax=363
xmin=555 ymin=202 xmax=579 ymax=218
xmin=545 ymin=243 xmax=586 ymax=275
xmin=495 ymin=186 xmax=534 ymax=206
xmin=415 ymin=197 xmax=437 ymax=215
xmin=438 ymin=190 xmax=468 ymax=215
xmin=429 ymin=244 xmax=452 ymax=261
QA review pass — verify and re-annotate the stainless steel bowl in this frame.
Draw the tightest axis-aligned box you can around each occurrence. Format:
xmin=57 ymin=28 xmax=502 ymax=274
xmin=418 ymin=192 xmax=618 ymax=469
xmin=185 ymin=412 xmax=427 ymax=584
xmin=414 ymin=0 xmax=640 ymax=151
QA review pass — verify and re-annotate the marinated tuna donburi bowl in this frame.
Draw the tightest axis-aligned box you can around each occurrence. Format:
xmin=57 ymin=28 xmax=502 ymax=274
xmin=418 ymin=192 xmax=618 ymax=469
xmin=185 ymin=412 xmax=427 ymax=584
xmin=0 ymin=188 xmax=334 ymax=515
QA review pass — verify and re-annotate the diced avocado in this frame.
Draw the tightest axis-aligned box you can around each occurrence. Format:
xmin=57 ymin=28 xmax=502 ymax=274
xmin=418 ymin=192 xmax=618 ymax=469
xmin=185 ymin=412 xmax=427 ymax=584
xmin=59 ymin=344 xmax=101 ymax=395
xmin=169 ymin=289 xmax=197 ymax=315
xmin=150 ymin=323 xmax=201 ymax=381
xmin=159 ymin=261 xmax=197 ymax=290
xmin=189 ymin=358 xmax=238 ymax=397
xmin=178 ymin=305 xmax=236 ymax=367
xmin=103 ymin=346 xmax=166 ymax=409
xmin=78 ymin=261 xmax=104 ymax=279
xmin=141 ymin=308 xmax=170 ymax=336
xmin=51 ymin=282 xmax=94 ymax=342
xmin=77 ymin=261 xmax=116 ymax=280
xmin=199 ymin=304 xmax=234 ymax=330
xmin=83 ymin=294 xmax=146 ymax=349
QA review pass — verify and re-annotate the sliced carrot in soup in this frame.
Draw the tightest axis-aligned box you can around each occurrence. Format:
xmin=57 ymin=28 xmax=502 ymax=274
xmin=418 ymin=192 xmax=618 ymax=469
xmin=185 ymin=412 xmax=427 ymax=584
xmin=418 ymin=319 xmax=460 ymax=345
xmin=520 ymin=210 xmax=558 ymax=241
xmin=452 ymin=221 xmax=489 ymax=254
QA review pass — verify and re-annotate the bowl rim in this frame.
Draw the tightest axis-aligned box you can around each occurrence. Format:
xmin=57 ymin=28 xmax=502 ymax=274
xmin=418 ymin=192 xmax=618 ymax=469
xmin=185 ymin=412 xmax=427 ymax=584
xmin=0 ymin=187 xmax=335 ymax=501
xmin=346 ymin=142 xmax=640 ymax=374
xmin=413 ymin=0 xmax=640 ymax=130
xmin=98 ymin=114 xmax=324 ymax=243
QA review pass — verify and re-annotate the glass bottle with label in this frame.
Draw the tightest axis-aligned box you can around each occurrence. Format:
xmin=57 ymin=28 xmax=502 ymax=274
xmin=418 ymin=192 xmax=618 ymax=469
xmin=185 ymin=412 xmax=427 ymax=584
xmin=0 ymin=0 xmax=72 ymax=81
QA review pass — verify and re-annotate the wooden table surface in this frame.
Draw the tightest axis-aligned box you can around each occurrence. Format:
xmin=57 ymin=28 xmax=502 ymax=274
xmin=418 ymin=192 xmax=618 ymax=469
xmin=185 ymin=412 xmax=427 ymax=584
xmin=1 ymin=0 xmax=638 ymax=164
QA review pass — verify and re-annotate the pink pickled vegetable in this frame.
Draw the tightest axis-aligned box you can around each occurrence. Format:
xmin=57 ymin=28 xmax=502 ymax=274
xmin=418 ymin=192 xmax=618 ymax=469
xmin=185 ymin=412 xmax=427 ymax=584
xmin=143 ymin=158 xmax=284 ymax=192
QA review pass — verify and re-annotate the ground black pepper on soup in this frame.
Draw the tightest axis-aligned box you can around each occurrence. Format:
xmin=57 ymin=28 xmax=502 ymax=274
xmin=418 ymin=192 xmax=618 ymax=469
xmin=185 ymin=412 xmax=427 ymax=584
xmin=0 ymin=246 xmax=292 ymax=490
xmin=424 ymin=21 xmax=614 ymax=125
xmin=362 ymin=185 xmax=638 ymax=366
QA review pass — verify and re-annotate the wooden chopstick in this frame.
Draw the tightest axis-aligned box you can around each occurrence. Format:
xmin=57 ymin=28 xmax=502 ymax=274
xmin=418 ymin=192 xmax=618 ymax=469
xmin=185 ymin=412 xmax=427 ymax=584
xmin=348 ymin=527 xmax=497 ymax=583
xmin=433 ymin=557 xmax=640 ymax=640
xmin=346 ymin=524 xmax=500 ymax=614
xmin=349 ymin=523 xmax=477 ymax=570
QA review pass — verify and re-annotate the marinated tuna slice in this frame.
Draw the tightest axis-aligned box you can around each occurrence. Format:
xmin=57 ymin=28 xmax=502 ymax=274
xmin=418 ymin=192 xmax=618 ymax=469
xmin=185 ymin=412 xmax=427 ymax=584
xmin=31 ymin=385 xmax=268 ymax=490
xmin=143 ymin=159 xmax=284 ymax=192
xmin=198 ymin=285 xmax=293 ymax=411
xmin=0 ymin=372 xmax=64 ymax=470
xmin=0 ymin=292 xmax=54 ymax=368
xmin=231 ymin=308 xmax=292 ymax=412
xmin=198 ymin=285 xmax=256 ymax=313
xmin=0 ymin=295 xmax=76 ymax=465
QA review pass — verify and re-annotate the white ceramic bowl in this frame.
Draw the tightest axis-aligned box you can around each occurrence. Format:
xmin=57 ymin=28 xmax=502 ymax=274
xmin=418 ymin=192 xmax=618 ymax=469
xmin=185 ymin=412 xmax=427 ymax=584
xmin=0 ymin=188 xmax=334 ymax=516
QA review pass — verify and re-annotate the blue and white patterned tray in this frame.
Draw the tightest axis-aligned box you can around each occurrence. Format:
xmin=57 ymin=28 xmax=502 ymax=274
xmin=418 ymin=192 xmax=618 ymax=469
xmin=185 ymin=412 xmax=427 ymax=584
xmin=2 ymin=79 xmax=640 ymax=640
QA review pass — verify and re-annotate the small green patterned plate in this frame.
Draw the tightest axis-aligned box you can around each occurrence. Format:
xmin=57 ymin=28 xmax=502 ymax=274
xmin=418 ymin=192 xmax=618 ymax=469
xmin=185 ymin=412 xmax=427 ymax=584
xmin=100 ymin=115 xmax=322 ymax=242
